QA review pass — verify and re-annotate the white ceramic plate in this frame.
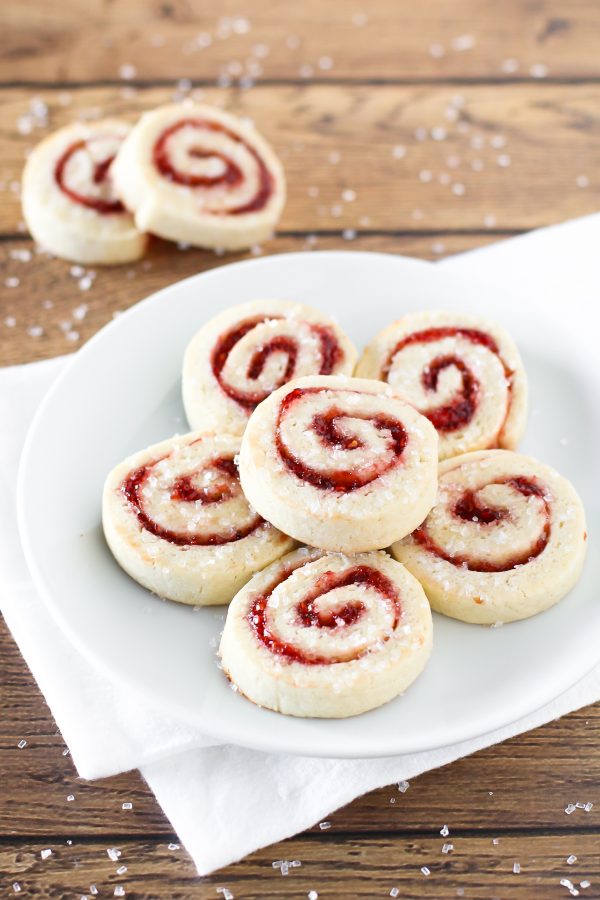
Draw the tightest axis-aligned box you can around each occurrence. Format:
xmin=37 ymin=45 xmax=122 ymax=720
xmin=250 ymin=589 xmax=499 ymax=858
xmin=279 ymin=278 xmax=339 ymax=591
xmin=18 ymin=251 xmax=600 ymax=758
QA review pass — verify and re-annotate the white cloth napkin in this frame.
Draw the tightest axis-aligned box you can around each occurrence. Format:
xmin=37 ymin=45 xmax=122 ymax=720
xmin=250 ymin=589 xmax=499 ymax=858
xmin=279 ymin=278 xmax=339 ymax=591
xmin=1 ymin=213 xmax=599 ymax=875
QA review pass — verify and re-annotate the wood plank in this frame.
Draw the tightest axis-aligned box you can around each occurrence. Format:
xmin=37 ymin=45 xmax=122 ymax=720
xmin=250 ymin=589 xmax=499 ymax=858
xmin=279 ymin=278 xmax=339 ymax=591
xmin=2 ymin=833 xmax=599 ymax=898
xmin=3 ymin=0 xmax=600 ymax=83
xmin=1 ymin=84 xmax=599 ymax=238
xmin=3 ymin=617 xmax=600 ymax=837
xmin=0 ymin=232 xmax=501 ymax=366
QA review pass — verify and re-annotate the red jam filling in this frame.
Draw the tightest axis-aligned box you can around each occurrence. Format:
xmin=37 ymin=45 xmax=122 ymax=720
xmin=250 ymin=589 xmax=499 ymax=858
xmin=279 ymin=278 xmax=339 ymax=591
xmin=383 ymin=326 xmax=513 ymax=435
xmin=152 ymin=118 xmax=274 ymax=214
xmin=121 ymin=452 xmax=262 ymax=546
xmin=210 ymin=316 xmax=344 ymax=410
xmin=54 ymin=139 xmax=125 ymax=214
xmin=275 ymin=386 xmax=407 ymax=492
xmin=248 ymin=563 xmax=401 ymax=665
xmin=414 ymin=475 xmax=551 ymax=572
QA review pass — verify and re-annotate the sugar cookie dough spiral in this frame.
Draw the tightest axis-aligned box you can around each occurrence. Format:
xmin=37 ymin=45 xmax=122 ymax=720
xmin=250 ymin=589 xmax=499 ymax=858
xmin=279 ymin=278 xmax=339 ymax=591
xmin=22 ymin=120 xmax=146 ymax=265
xmin=219 ymin=547 xmax=433 ymax=717
xmin=392 ymin=450 xmax=587 ymax=624
xmin=112 ymin=103 xmax=286 ymax=250
xmin=355 ymin=311 xmax=527 ymax=460
xmin=239 ymin=375 xmax=438 ymax=552
xmin=183 ymin=299 xmax=357 ymax=434
xmin=103 ymin=432 xmax=295 ymax=606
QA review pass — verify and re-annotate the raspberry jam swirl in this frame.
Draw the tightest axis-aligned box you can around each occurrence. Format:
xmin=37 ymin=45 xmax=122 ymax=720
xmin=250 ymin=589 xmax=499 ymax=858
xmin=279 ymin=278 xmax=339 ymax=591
xmin=54 ymin=135 xmax=125 ymax=214
xmin=276 ymin=386 xmax=408 ymax=492
xmin=211 ymin=316 xmax=344 ymax=411
xmin=153 ymin=118 xmax=274 ymax=214
xmin=382 ymin=327 xmax=513 ymax=434
xmin=248 ymin=559 xmax=402 ymax=665
xmin=414 ymin=473 xmax=552 ymax=572
xmin=121 ymin=440 xmax=263 ymax=546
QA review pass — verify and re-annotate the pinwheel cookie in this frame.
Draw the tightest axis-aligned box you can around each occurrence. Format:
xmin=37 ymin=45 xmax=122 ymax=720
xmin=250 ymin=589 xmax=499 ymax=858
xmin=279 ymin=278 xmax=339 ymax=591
xmin=219 ymin=547 xmax=433 ymax=717
xmin=355 ymin=311 xmax=527 ymax=460
xmin=239 ymin=375 xmax=438 ymax=552
xmin=103 ymin=431 xmax=295 ymax=606
xmin=22 ymin=120 xmax=146 ymax=265
xmin=182 ymin=299 xmax=357 ymax=434
xmin=112 ymin=103 xmax=285 ymax=250
xmin=392 ymin=450 xmax=587 ymax=624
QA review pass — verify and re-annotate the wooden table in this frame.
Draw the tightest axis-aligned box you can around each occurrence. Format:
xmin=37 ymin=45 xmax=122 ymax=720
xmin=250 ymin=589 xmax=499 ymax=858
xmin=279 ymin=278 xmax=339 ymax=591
xmin=2 ymin=2 xmax=600 ymax=896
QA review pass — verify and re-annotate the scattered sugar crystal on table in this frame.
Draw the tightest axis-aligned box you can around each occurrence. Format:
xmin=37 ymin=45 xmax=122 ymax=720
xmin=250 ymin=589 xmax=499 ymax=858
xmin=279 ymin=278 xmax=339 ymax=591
xmin=114 ymin=887 xmax=125 ymax=898
xmin=119 ymin=63 xmax=137 ymax=80
xmin=398 ymin=780 xmax=410 ymax=793
xmin=107 ymin=847 xmax=122 ymax=861
xmin=530 ymin=63 xmax=549 ymax=78
xmin=122 ymin=802 xmax=133 ymax=810
xmin=168 ymin=842 xmax=180 ymax=850
xmin=421 ymin=866 xmax=430 ymax=876
xmin=116 ymin=865 xmax=128 ymax=875
xmin=442 ymin=843 xmax=454 ymax=854
xmin=40 ymin=848 xmax=52 ymax=859
xmin=17 ymin=739 xmax=26 ymax=749
xmin=390 ymin=889 xmax=400 ymax=898
xmin=440 ymin=824 xmax=449 ymax=836
xmin=452 ymin=34 xmax=475 ymax=51
xmin=501 ymin=58 xmax=519 ymax=73
xmin=513 ymin=862 xmax=521 ymax=874
xmin=217 ymin=889 xmax=234 ymax=900
xmin=567 ymin=855 xmax=577 ymax=864
xmin=308 ymin=892 xmax=318 ymax=900
xmin=66 ymin=794 xmax=75 ymax=802
xmin=319 ymin=821 xmax=331 ymax=830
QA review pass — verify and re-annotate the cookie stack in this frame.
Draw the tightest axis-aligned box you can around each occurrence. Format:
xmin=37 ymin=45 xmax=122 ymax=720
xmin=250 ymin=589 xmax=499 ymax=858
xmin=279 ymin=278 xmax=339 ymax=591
xmin=21 ymin=103 xmax=286 ymax=264
xmin=102 ymin=301 xmax=587 ymax=718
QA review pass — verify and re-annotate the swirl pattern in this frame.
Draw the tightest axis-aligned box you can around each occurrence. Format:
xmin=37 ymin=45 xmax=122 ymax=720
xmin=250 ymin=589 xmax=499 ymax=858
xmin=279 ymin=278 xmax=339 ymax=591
xmin=182 ymin=299 xmax=357 ymax=434
xmin=275 ymin=386 xmax=408 ymax=492
xmin=111 ymin=103 xmax=286 ymax=251
xmin=239 ymin=375 xmax=439 ymax=552
xmin=153 ymin=118 xmax=273 ymax=214
xmin=413 ymin=473 xmax=551 ymax=572
xmin=21 ymin=120 xmax=145 ymax=265
xmin=103 ymin=432 xmax=295 ymax=606
xmin=249 ymin=558 xmax=401 ymax=665
xmin=392 ymin=450 xmax=587 ymax=624
xmin=55 ymin=135 xmax=125 ymax=214
xmin=219 ymin=548 xmax=433 ymax=717
xmin=355 ymin=312 xmax=527 ymax=460
xmin=121 ymin=446 xmax=262 ymax=546
xmin=211 ymin=316 xmax=344 ymax=411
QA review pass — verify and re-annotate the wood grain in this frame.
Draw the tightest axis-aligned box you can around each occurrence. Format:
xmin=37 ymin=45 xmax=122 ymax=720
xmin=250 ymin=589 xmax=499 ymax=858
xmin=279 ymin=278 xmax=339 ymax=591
xmin=0 ymin=232 xmax=502 ymax=365
xmin=3 ymin=0 xmax=600 ymax=84
xmin=2 ymin=833 xmax=600 ymax=898
xmin=3 ymin=1 xmax=600 ymax=896
xmin=1 ymin=84 xmax=600 ymax=238
xmin=3 ymin=616 xmax=599 ymax=838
